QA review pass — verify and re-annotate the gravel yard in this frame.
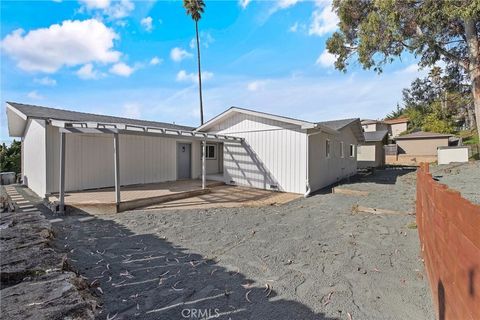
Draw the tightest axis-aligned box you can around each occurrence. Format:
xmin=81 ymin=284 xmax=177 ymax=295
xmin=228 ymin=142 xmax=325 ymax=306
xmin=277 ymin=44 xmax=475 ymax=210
xmin=51 ymin=168 xmax=435 ymax=320
xmin=429 ymin=161 xmax=480 ymax=205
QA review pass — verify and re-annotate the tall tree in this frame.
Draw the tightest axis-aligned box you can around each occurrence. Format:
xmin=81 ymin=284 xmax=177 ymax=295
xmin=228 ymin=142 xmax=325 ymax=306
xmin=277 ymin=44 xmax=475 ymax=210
xmin=183 ymin=0 xmax=206 ymax=125
xmin=326 ymin=0 xmax=480 ymax=135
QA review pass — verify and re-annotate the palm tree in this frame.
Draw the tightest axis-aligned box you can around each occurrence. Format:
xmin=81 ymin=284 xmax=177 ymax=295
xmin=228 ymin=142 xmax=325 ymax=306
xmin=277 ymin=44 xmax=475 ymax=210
xmin=183 ymin=0 xmax=206 ymax=125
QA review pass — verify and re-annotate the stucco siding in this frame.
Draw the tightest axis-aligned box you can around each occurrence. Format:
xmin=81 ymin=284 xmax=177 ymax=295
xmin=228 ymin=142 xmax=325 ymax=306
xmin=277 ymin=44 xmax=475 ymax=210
xmin=397 ymin=137 xmax=449 ymax=156
xmin=46 ymin=126 xmax=201 ymax=193
xmin=389 ymin=122 xmax=408 ymax=137
xmin=23 ymin=119 xmax=47 ymax=197
xmin=358 ymin=141 xmax=384 ymax=168
xmin=207 ymin=113 xmax=307 ymax=194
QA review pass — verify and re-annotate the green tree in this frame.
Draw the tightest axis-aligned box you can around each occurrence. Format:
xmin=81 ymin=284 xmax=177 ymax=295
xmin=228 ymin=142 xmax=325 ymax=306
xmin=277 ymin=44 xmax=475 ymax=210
xmin=327 ymin=0 xmax=480 ymax=135
xmin=0 ymin=140 xmax=21 ymax=174
xmin=183 ymin=0 xmax=206 ymax=125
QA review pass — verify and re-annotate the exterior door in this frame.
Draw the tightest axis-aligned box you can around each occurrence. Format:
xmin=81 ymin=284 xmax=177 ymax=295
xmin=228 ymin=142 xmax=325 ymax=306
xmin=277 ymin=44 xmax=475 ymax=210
xmin=177 ymin=143 xmax=191 ymax=179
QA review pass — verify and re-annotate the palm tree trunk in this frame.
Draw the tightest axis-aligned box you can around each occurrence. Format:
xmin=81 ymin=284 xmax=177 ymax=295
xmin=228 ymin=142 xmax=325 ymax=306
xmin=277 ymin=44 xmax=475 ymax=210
xmin=195 ymin=20 xmax=204 ymax=125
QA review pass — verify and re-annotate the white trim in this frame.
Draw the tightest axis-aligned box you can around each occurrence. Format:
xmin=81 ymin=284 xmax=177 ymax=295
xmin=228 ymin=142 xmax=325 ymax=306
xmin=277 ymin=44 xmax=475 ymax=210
xmin=196 ymin=107 xmax=316 ymax=131
xmin=6 ymin=103 xmax=28 ymax=120
xmin=340 ymin=141 xmax=345 ymax=158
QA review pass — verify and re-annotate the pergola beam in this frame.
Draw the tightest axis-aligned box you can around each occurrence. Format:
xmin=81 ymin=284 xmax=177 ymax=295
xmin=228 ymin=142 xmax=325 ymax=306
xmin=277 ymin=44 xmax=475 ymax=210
xmin=58 ymin=132 xmax=66 ymax=213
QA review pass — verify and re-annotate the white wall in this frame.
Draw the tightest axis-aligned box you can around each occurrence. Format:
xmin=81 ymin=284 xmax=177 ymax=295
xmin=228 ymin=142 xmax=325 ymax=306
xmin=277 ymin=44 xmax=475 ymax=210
xmin=389 ymin=122 xmax=408 ymax=137
xmin=308 ymin=126 xmax=358 ymax=191
xmin=207 ymin=113 xmax=307 ymax=194
xmin=46 ymin=126 xmax=201 ymax=193
xmin=437 ymin=147 xmax=469 ymax=165
xmin=23 ymin=119 xmax=47 ymax=197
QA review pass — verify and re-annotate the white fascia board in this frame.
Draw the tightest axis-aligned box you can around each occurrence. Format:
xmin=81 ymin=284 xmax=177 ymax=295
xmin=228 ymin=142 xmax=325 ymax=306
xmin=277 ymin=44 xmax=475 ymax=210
xmin=197 ymin=107 xmax=315 ymax=131
xmin=6 ymin=103 xmax=27 ymax=120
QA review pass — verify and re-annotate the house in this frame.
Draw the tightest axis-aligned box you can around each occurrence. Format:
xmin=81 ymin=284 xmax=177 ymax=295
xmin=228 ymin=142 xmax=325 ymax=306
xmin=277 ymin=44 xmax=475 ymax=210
xmin=387 ymin=131 xmax=453 ymax=165
xmin=361 ymin=119 xmax=388 ymax=133
xmin=383 ymin=117 xmax=408 ymax=137
xmin=357 ymin=130 xmax=388 ymax=168
xmin=6 ymin=102 xmax=364 ymax=201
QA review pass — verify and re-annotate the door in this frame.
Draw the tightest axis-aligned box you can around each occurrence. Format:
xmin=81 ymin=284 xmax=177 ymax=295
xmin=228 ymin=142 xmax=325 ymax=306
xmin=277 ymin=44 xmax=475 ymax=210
xmin=177 ymin=143 xmax=191 ymax=179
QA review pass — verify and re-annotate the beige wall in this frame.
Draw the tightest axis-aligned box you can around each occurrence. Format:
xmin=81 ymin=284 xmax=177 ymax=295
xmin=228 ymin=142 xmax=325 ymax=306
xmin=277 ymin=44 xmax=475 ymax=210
xmin=357 ymin=141 xmax=384 ymax=168
xmin=397 ymin=137 xmax=449 ymax=156
xmin=362 ymin=122 xmax=388 ymax=133
xmin=389 ymin=122 xmax=408 ymax=137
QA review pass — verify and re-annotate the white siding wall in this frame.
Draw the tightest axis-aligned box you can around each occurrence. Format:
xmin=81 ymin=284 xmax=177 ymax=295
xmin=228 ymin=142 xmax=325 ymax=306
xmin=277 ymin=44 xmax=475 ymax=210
xmin=46 ymin=126 xmax=201 ymax=193
xmin=308 ymin=126 xmax=358 ymax=191
xmin=207 ymin=113 xmax=307 ymax=194
xmin=23 ymin=119 xmax=47 ymax=197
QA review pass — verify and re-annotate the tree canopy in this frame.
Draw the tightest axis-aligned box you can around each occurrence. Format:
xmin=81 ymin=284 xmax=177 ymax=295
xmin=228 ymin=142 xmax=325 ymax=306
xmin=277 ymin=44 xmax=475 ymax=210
xmin=0 ymin=140 xmax=21 ymax=174
xmin=327 ymin=0 xmax=480 ymax=135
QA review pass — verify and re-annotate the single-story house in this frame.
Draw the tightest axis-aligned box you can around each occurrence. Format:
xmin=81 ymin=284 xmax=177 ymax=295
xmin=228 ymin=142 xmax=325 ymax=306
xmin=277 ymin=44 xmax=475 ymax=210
xmin=357 ymin=130 xmax=388 ymax=168
xmin=384 ymin=117 xmax=408 ymax=137
xmin=6 ymin=102 xmax=364 ymax=201
xmin=386 ymin=131 xmax=453 ymax=165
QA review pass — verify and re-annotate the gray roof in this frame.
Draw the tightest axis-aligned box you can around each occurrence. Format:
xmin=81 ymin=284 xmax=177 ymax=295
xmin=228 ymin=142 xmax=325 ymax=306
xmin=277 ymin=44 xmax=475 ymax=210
xmin=317 ymin=118 xmax=359 ymax=131
xmin=363 ymin=130 xmax=388 ymax=142
xmin=395 ymin=131 xmax=453 ymax=140
xmin=7 ymin=102 xmax=194 ymax=131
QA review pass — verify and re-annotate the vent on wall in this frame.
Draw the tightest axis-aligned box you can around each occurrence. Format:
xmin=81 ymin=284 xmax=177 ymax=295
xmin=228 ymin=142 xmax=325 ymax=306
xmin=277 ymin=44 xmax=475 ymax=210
xmin=229 ymin=180 xmax=236 ymax=185
xmin=269 ymin=184 xmax=278 ymax=190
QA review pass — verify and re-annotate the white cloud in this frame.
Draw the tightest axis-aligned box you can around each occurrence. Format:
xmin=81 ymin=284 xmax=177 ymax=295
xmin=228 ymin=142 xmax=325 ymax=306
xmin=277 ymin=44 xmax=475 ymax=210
xmin=277 ymin=0 xmax=301 ymax=9
xmin=34 ymin=76 xmax=57 ymax=86
xmin=316 ymin=49 xmax=336 ymax=67
xmin=309 ymin=4 xmax=339 ymax=36
xmin=189 ymin=32 xmax=214 ymax=49
xmin=176 ymin=70 xmax=213 ymax=83
xmin=79 ymin=0 xmax=134 ymax=19
xmin=76 ymin=63 xmax=102 ymax=79
xmin=109 ymin=62 xmax=134 ymax=77
xmin=141 ymin=16 xmax=153 ymax=32
xmin=170 ymin=47 xmax=193 ymax=62
xmin=150 ymin=56 xmax=162 ymax=65
xmin=79 ymin=0 xmax=110 ymax=9
xmin=239 ymin=0 xmax=251 ymax=9
xmin=247 ymin=80 xmax=267 ymax=91
xmin=289 ymin=22 xmax=299 ymax=32
xmin=1 ymin=19 xmax=120 ymax=73
xmin=122 ymin=103 xmax=141 ymax=118
xmin=27 ymin=90 xmax=43 ymax=100
xmin=396 ymin=63 xmax=419 ymax=74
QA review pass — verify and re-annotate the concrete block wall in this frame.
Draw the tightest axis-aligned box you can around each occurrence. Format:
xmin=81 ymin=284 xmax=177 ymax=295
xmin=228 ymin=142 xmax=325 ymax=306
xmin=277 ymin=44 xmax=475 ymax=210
xmin=416 ymin=163 xmax=480 ymax=320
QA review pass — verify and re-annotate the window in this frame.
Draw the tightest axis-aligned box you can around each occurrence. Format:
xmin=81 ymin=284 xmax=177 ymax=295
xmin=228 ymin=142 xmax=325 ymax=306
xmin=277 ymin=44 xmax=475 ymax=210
xmin=206 ymin=144 xmax=216 ymax=159
xmin=340 ymin=141 xmax=344 ymax=158
xmin=349 ymin=144 xmax=355 ymax=157
xmin=325 ymin=139 xmax=331 ymax=158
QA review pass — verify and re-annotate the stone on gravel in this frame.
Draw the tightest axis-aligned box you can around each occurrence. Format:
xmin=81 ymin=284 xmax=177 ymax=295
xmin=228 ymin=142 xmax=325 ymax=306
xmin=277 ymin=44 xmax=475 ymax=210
xmin=0 ymin=272 xmax=96 ymax=320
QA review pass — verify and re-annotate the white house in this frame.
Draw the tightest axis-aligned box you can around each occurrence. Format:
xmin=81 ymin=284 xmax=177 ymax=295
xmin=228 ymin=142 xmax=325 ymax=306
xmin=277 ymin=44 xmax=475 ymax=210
xmin=6 ymin=102 xmax=364 ymax=200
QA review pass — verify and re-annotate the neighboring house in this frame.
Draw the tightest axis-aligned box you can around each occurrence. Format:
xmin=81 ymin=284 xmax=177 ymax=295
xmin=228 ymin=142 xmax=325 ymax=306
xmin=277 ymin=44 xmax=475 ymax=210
xmin=387 ymin=131 xmax=452 ymax=165
xmin=384 ymin=117 xmax=408 ymax=137
xmin=357 ymin=130 xmax=388 ymax=168
xmin=361 ymin=119 xmax=388 ymax=133
xmin=6 ymin=102 xmax=364 ymax=198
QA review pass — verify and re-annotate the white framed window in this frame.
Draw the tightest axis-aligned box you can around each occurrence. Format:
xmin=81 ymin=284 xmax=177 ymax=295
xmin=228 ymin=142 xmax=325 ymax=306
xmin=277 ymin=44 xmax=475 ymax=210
xmin=349 ymin=144 xmax=355 ymax=157
xmin=206 ymin=144 xmax=216 ymax=159
xmin=340 ymin=141 xmax=344 ymax=158
xmin=325 ymin=139 xmax=331 ymax=158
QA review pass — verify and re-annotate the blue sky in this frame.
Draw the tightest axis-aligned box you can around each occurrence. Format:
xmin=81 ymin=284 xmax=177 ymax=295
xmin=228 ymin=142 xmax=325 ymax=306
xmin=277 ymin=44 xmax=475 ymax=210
xmin=0 ymin=0 xmax=423 ymax=144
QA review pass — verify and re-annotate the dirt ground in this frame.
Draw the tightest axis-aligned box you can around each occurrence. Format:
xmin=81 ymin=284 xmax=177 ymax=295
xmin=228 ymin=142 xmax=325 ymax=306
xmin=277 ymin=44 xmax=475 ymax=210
xmin=48 ymin=168 xmax=435 ymax=320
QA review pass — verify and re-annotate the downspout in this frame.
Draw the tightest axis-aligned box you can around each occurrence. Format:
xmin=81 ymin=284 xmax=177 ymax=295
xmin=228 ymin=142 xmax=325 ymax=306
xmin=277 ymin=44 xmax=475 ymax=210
xmin=304 ymin=128 xmax=324 ymax=198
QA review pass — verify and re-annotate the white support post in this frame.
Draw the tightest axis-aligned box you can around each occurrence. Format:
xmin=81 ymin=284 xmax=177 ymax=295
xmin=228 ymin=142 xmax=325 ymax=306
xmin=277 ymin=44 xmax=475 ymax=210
xmin=113 ymin=133 xmax=121 ymax=211
xmin=202 ymin=139 xmax=206 ymax=189
xmin=59 ymin=132 xmax=66 ymax=213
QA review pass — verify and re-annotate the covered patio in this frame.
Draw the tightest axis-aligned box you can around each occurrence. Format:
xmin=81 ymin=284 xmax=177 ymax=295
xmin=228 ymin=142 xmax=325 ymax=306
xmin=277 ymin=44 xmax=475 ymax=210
xmin=55 ymin=121 xmax=243 ymax=213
